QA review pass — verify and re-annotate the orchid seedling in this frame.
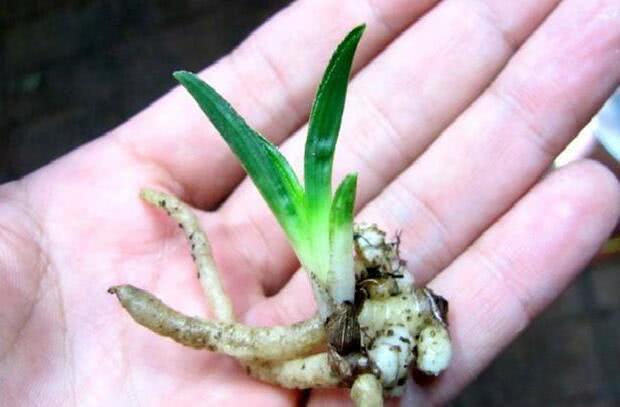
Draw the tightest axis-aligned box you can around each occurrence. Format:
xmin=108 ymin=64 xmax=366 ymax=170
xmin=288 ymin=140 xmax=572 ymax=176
xmin=109 ymin=25 xmax=452 ymax=407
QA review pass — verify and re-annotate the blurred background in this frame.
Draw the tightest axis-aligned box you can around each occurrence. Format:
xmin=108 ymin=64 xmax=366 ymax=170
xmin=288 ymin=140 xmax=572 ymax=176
xmin=2 ymin=1 xmax=618 ymax=405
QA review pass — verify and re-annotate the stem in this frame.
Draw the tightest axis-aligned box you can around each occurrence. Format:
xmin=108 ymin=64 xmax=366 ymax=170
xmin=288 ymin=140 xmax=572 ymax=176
xmin=328 ymin=174 xmax=357 ymax=305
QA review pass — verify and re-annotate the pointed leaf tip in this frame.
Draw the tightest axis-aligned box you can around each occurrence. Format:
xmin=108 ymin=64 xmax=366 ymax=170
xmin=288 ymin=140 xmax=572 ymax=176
xmin=303 ymin=26 xmax=366 ymax=282
xmin=304 ymin=25 xmax=365 ymax=208
xmin=173 ymin=70 xmax=192 ymax=83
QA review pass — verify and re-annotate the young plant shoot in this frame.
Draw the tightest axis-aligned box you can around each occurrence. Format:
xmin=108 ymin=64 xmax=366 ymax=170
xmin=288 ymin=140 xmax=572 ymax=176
xmin=109 ymin=25 xmax=452 ymax=406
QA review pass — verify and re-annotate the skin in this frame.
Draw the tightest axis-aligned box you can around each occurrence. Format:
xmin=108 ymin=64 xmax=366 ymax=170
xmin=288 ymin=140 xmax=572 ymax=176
xmin=0 ymin=1 xmax=619 ymax=406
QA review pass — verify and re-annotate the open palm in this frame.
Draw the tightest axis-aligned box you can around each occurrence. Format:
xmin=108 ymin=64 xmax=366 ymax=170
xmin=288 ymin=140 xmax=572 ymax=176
xmin=2 ymin=1 xmax=619 ymax=406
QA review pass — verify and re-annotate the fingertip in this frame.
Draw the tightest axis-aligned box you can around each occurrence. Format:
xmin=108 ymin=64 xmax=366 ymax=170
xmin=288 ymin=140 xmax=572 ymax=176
xmin=576 ymin=158 xmax=620 ymax=214
xmin=554 ymin=159 xmax=620 ymax=240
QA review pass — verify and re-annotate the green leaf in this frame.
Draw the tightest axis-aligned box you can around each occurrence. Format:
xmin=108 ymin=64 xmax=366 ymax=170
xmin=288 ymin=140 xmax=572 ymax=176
xmin=330 ymin=174 xmax=357 ymax=231
xmin=173 ymin=71 xmax=306 ymax=246
xmin=173 ymin=26 xmax=367 ymax=316
xmin=328 ymin=173 xmax=358 ymax=303
xmin=303 ymin=24 xmax=365 ymax=280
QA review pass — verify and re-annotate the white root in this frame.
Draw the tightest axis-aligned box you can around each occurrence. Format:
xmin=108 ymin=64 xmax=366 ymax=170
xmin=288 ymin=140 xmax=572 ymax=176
xmin=246 ymin=353 xmax=340 ymax=389
xmin=141 ymin=188 xmax=235 ymax=322
xmin=357 ymin=287 xmax=451 ymax=394
xmin=366 ymin=325 xmax=414 ymax=396
xmin=353 ymin=224 xmax=452 ymax=395
xmin=416 ymin=323 xmax=451 ymax=375
xmin=357 ymin=291 xmax=429 ymax=340
xmin=130 ymin=190 xmax=336 ymax=384
xmin=351 ymin=374 xmax=383 ymax=407
xmin=111 ymin=193 xmax=453 ymax=403
xmin=109 ymin=284 xmax=325 ymax=361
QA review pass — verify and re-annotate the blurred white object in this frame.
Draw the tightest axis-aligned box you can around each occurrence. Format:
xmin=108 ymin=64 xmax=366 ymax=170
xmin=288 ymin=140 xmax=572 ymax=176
xmin=555 ymin=88 xmax=620 ymax=167
xmin=595 ymin=88 xmax=620 ymax=161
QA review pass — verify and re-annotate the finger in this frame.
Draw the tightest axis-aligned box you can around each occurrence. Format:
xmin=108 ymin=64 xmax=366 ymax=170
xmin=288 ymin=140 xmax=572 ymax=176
xmin=361 ymin=0 xmax=620 ymax=283
xmin=110 ymin=0 xmax=439 ymax=208
xmin=221 ymin=0 xmax=561 ymax=292
xmin=424 ymin=160 xmax=620 ymax=403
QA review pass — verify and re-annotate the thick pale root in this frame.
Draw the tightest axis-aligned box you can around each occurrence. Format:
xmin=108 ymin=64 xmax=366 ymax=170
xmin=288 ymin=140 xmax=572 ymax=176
xmin=111 ymin=193 xmax=452 ymax=403
xmin=246 ymin=353 xmax=340 ymax=389
xmin=109 ymin=285 xmax=325 ymax=361
xmin=141 ymin=188 xmax=234 ymax=322
xmin=353 ymin=224 xmax=452 ymax=395
xmin=351 ymin=374 xmax=383 ymax=407
xmin=416 ymin=323 xmax=451 ymax=375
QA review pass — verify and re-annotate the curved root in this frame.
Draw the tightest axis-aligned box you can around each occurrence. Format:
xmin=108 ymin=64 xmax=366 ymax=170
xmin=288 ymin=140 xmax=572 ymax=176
xmin=111 ymin=190 xmax=451 ymax=406
xmin=109 ymin=284 xmax=324 ymax=361
xmin=141 ymin=188 xmax=234 ymax=321
xmin=246 ymin=353 xmax=340 ymax=389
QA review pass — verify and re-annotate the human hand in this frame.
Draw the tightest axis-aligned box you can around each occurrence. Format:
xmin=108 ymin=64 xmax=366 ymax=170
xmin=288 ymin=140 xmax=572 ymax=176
xmin=1 ymin=1 xmax=619 ymax=405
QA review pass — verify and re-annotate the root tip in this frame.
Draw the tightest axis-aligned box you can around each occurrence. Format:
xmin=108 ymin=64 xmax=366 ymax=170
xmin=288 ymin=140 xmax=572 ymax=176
xmin=107 ymin=284 xmax=135 ymax=298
